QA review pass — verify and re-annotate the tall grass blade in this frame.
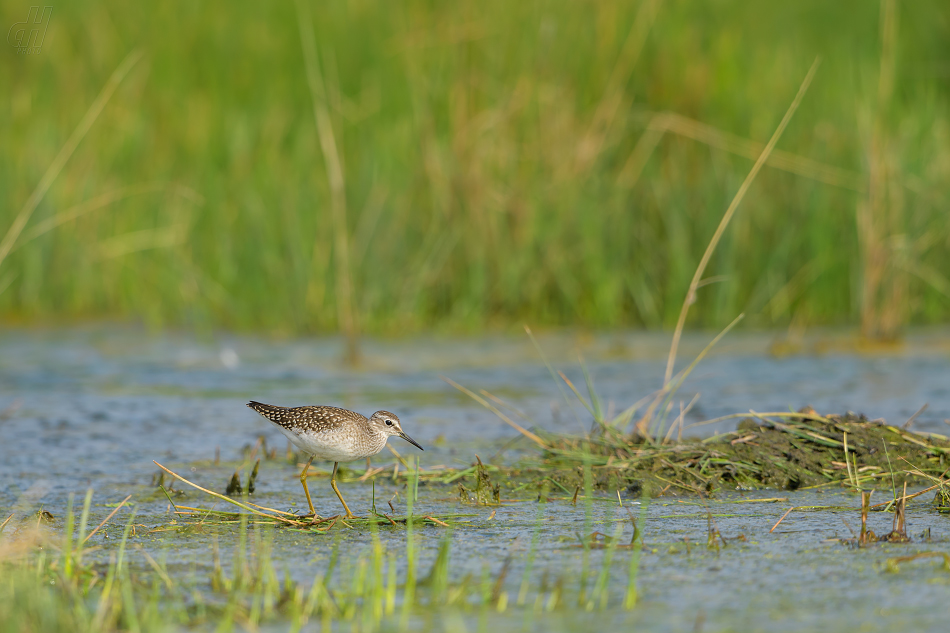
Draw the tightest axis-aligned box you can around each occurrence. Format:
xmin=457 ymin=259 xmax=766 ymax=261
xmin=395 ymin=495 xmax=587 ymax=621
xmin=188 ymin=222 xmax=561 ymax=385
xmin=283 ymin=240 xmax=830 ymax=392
xmin=0 ymin=49 xmax=143 ymax=270
xmin=295 ymin=0 xmax=358 ymax=364
xmin=664 ymin=58 xmax=821 ymax=386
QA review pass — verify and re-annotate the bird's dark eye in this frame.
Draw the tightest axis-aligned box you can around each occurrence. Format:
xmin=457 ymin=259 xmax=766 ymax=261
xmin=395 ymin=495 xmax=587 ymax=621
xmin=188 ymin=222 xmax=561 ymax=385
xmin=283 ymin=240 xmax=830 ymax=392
xmin=385 ymin=420 xmax=393 ymax=426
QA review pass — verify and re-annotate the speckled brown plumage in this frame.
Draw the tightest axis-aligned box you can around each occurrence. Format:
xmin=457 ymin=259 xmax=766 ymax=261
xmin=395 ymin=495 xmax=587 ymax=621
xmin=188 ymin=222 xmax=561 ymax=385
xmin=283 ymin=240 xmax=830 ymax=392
xmin=248 ymin=401 xmax=369 ymax=434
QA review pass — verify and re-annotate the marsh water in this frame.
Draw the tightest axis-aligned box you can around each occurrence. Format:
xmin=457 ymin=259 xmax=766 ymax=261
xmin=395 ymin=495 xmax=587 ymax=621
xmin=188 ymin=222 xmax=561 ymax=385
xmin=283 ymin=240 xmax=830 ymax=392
xmin=3 ymin=326 xmax=950 ymax=631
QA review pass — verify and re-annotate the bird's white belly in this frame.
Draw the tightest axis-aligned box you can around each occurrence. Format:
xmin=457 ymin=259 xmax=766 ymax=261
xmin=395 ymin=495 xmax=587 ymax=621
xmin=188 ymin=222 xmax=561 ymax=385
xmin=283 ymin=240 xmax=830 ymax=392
xmin=276 ymin=426 xmax=373 ymax=463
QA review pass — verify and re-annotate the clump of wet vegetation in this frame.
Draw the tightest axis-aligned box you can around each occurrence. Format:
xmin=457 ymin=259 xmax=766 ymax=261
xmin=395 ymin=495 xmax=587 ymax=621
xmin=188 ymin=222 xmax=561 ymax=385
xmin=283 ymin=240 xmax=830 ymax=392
xmin=539 ymin=409 xmax=950 ymax=496
xmin=225 ymin=458 xmax=260 ymax=495
xmin=457 ymin=456 xmax=502 ymax=506
xmin=449 ymin=346 xmax=950 ymax=500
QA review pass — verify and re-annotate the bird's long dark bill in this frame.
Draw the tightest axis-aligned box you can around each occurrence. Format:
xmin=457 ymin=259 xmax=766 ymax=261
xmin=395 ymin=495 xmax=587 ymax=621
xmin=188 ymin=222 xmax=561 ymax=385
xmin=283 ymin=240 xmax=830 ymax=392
xmin=398 ymin=431 xmax=424 ymax=451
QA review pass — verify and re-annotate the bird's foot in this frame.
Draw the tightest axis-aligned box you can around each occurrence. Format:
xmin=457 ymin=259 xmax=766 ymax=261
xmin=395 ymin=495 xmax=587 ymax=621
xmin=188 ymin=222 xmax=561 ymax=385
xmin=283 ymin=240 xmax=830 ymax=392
xmin=305 ymin=514 xmax=329 ymax=526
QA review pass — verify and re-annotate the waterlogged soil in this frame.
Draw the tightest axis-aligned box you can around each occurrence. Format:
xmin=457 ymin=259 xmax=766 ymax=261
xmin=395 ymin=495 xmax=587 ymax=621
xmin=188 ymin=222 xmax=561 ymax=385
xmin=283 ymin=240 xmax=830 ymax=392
xmin=4 ymin=326 xmax=950 ymax=632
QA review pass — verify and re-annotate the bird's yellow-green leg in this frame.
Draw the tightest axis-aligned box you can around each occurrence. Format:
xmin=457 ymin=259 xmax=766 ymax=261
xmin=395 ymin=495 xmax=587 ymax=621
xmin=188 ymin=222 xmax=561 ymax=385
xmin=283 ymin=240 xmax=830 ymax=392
xmin=299 ymin=455 xmax=316 ymax=516
xmin=330 ymin=462 xmax=356 ymax=519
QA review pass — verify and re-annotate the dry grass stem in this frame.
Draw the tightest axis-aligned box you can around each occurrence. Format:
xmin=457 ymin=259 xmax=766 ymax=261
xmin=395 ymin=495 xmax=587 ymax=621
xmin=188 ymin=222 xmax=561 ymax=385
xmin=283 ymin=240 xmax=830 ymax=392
xmin=619 ymin=111 xmax=867 ymax=192
xmin=443 ymin=376 xmax=548 ymax=448
xmin=664 ymin=58 xmax=821 ymax=386
xmin=83 ymin=494 xmax=132 ymax=544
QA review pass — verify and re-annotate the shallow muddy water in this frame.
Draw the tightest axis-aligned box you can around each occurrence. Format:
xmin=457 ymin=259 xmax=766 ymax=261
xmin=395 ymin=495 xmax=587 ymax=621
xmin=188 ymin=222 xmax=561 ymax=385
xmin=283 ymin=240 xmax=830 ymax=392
xmin=3 ymin=326 xmax=950 ymax=631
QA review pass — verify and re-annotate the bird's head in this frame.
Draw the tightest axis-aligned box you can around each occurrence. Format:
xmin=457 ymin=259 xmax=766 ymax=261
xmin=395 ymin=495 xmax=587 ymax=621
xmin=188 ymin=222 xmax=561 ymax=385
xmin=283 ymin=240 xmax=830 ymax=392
xmin=369 ymin=410 xmax=424 ymax=451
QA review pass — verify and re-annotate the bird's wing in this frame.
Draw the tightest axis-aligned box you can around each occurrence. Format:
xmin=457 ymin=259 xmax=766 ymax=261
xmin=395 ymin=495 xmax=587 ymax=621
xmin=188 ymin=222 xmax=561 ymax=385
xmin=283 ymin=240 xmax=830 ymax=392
xmin=247 ymin=402 xmax=364 ymax=434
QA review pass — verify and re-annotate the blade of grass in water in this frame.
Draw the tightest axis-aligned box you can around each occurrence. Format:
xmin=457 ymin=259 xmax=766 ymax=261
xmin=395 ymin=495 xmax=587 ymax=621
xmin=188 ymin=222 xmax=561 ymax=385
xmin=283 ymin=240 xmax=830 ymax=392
xmin=525 ymin=325 xmax=582 ymax=424
xmin=443 ymin=376 xmax=548 ymax=448
xmin=645 ymin=313 xmax=745 ymax=441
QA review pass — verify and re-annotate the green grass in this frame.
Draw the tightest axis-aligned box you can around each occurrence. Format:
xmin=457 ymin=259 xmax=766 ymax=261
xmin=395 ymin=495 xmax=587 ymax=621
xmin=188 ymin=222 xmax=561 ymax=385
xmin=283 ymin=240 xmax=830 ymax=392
xmin=2 ymin=0 xmax=949 ymax=335
xmin=0 ymin=483 xmax=645 ymax=633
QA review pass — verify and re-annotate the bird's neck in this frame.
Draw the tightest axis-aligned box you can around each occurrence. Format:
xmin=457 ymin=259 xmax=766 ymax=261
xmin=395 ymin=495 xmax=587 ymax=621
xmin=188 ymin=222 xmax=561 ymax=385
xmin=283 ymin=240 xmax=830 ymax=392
xmin=357 ymin=425 xmax=387 ymax=455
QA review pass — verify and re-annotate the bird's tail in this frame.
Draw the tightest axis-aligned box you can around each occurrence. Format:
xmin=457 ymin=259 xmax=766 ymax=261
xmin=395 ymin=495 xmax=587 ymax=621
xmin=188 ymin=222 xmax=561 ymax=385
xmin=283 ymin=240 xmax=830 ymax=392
xmin=247 ymin=401 xmax=288 ymax=423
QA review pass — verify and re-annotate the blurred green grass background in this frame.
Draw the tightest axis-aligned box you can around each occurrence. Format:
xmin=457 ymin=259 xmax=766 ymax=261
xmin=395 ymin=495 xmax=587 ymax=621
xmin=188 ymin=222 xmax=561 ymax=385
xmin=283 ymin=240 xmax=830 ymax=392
xmin=2 ymin=0 xmax=948 ymax=337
